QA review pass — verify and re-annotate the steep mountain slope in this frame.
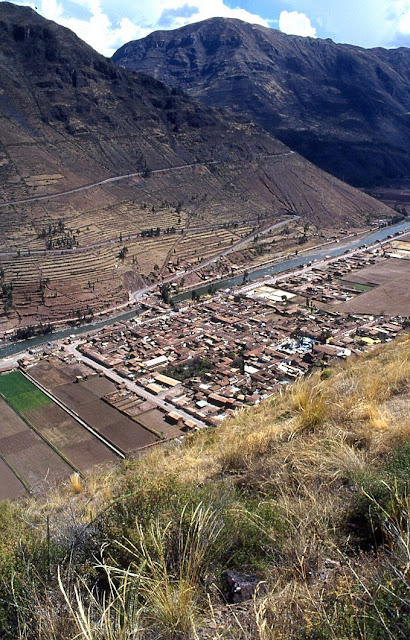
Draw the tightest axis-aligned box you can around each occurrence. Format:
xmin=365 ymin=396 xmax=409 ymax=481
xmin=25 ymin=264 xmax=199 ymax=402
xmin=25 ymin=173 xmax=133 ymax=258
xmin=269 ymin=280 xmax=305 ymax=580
xmin=0 ymin=4 xmax=392 ymax=329
xmin=0 ymin=5 xmax=284 ymax=204
xmin=113 ymin=18 xmax=410 ymax=187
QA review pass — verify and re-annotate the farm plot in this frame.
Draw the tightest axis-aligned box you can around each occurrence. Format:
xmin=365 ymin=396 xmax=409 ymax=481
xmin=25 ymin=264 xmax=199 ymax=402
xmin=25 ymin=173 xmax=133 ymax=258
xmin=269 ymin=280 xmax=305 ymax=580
xmin=0 ymin=370 xmax=52 ymax=412
xmin=0 ymin=458 xmax=27 ymax=499
xmin=0 ymin=396 xmax=72 ymax=492
xmin=29 ymin=362 xmax=160 ymax=454
xmin=23 ymin=403 xmax=118 ymax=472
xmin=337 ymin=258 xmax=410 ymax=316
xmin=134 ymin=409 xmax=184 ymax=440
xmin=53 ymin=383 xmax=159 ymax=453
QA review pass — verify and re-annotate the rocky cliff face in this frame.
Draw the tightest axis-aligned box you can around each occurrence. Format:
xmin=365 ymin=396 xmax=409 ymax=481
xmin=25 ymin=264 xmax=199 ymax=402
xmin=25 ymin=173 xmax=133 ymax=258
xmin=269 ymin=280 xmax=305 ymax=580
xmin=113 ymin=18 xmax=410 ymax=187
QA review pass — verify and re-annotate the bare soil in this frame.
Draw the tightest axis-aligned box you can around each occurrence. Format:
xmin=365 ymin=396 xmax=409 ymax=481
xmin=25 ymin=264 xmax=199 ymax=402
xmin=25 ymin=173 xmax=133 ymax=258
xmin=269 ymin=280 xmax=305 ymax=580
xmin=0 ymin=458 xmax=27 ymax=499
xmin=29 ymin=362 xmax=160 ymax=454
xmin=24 ymin=404 xmax=118 ymax=472
xmin=336 ymin=258 xmax=410 ymax=315
xmin=0 ymin=397 xmax=72 ymax=491
xmin=135 ymin=409 xmax=184 ymax=439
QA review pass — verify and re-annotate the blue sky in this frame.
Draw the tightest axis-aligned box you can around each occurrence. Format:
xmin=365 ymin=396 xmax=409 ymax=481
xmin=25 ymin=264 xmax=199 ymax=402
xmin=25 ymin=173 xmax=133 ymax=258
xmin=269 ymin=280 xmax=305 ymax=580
xmin=7 ymin=0 xmax=410 ymax=56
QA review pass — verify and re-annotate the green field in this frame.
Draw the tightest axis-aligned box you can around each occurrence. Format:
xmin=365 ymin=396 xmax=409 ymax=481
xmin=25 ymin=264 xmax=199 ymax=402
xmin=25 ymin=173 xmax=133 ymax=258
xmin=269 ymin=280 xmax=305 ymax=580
xmin=349 ymin=282 xmax=373 ymax=292
xmin=0 ymin=371 xmax=52 ymax=412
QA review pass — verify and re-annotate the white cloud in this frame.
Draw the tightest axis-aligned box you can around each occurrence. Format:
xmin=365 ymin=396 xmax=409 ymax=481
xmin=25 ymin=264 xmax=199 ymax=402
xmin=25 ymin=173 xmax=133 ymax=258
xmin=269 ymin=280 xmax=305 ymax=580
xmin=393 ymin=0 xmax=410 ymax=35
xmin=279 ymin=1 xmax=410 ymax=47
xmin=10 ymin=0 xmax=270 ymax=55
xmin=124 ymin=0 xmax=269 ymax=31
xmin=398 ymin=10 xmax=410 ymax=33
xmin=30 ymin=0 xmax=148 ymax=55
xmin=279 ymin=10 xmax=316 ymax=38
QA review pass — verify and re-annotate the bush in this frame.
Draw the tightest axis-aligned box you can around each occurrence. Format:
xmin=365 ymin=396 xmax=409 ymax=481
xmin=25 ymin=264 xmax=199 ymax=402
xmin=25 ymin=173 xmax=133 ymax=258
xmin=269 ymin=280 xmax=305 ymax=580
xmin=102 ymin=474 xmax=284 ymax=576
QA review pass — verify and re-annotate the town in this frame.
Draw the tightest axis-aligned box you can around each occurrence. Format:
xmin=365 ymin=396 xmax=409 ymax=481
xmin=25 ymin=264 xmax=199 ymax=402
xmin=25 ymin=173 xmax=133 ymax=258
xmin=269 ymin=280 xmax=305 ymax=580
xmin=55 ymin=236 xmax=410 ymax=432
xmin=1 ymin=232 xmax=408 ymax=499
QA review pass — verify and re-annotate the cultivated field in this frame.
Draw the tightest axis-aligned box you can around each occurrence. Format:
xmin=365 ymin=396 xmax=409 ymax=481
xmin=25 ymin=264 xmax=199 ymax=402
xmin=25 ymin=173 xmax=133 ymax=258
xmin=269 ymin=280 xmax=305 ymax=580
xmin=0 ymin=359 xmax=167 ymax=496
xmin=0 ymin=457 xmax=27 ymax=499
xmin=0 ymin=370 xmax=52 ymax=412
xmin=0 ymin=395 xmax=72 ymax=494
xmin=29 ymin=361 xmax=160 ymax=454
xmin=23 ymin=403 xmax=118 ymax=472
xmin=134 ymin=408 xmax=184 ymax=440
xmin=337 ymin=257 xmax=410 ymax=315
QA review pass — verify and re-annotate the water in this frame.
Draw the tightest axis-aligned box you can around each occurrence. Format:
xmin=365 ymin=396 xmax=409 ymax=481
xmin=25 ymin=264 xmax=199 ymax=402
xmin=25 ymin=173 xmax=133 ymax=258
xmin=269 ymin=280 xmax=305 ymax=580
xmin=0 ymin=308 xmax=142 ymax=359
xmin=1 ymin=220 xmax=409 ymax=359
xmin=172 ymin=220 xmax=410 ymax=302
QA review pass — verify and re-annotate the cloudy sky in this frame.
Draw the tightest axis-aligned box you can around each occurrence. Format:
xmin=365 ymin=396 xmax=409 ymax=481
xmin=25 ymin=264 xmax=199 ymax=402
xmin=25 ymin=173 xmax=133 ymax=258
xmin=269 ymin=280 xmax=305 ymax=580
xmin=7 ymin=0 xmax=410 ymax=56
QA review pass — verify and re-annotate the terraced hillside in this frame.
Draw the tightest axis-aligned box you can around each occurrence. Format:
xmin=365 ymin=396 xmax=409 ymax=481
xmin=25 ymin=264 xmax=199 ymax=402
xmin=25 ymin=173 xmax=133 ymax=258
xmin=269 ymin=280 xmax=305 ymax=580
xmin=0 ymin=4 xmax=392 ymax=331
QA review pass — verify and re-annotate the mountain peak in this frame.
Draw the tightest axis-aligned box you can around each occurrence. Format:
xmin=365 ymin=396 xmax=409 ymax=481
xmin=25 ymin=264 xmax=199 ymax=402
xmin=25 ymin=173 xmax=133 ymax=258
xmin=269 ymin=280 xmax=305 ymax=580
xmin=113 ymin=17 xmax=410 ymax=187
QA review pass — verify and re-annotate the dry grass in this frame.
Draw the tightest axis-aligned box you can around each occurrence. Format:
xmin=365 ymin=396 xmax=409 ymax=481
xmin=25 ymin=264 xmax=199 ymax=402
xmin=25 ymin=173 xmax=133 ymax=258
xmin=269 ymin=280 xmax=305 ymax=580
xmin=69 ymin=472 xmax=83 ymax=494
xmin=7 ymin=334 xmax=410 ymax=640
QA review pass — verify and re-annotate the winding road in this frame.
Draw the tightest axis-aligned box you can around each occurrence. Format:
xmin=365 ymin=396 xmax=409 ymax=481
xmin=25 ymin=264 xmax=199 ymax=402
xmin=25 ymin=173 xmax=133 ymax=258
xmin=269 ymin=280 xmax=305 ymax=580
xmin=0 ymin=151 xmax=295 ymax=211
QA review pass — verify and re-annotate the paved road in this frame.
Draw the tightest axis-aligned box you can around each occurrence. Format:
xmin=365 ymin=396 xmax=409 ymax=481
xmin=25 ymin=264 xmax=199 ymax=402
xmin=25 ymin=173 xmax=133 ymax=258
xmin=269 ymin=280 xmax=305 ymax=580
xmin=0 ymin=151 xmax=295 ymax=211
xmin=64 ymin=343 xmax=208 ymax=430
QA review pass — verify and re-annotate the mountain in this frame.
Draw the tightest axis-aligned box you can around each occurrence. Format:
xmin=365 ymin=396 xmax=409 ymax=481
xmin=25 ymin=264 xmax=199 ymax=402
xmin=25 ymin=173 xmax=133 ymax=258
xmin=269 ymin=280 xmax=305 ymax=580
xmin=0 ymin=5 xmax=284 ymax=203
xmin=0 ymin=4 xmax=392 ymax=330
xmin=113 ymin=18 xmax=410 ymax=187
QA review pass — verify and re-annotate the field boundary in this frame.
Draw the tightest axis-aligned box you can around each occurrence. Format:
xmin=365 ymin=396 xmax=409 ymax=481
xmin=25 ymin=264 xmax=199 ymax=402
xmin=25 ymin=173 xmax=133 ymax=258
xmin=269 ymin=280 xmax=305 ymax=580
xmin=0 ymin=389 xmax=80 ymax=476
xmin=21 ymin=369 xmax=126 ymax=460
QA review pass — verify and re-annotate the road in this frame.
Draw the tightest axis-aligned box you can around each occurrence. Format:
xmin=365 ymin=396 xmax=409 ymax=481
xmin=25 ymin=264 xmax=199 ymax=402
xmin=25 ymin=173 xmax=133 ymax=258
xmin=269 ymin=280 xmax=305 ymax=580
xmin=130 ymin=217 xmax=298 ymax=302
xmin=0 ymin=151 xmax=295 ymax=211
xmin=64 ymin=343 xmax=208 ymax=430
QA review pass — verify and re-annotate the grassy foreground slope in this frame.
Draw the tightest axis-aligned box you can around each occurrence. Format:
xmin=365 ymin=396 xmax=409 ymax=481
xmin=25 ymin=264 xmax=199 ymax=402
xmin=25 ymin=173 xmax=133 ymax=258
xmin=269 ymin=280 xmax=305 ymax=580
xmin=1 ymin=335 xmax=410 ymax=638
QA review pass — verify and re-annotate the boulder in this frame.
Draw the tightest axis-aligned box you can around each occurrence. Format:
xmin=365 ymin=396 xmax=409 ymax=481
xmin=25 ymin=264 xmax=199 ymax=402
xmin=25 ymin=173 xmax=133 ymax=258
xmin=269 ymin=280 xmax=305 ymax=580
xmin=221 ymin=569 xmax=266 ymax=603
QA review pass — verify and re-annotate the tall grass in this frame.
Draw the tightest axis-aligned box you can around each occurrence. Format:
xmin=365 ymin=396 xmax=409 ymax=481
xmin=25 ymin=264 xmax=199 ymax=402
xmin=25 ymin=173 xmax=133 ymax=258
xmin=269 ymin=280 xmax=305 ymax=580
xmin=5 ymin=335 xmax=410 ymax=639
xmin=57 ymin=503 xmax=224 ymax=639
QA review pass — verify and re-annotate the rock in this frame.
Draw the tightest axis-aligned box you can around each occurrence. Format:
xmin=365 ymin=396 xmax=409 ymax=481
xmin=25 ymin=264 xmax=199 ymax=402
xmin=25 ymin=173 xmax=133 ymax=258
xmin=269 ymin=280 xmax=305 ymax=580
xmin=221 ymin=569 xmax=266 ymax=603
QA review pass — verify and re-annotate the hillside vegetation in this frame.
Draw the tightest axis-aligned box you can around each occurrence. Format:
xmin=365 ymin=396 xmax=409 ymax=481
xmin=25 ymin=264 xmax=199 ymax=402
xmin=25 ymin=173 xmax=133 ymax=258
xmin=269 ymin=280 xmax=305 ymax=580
xmin=0 ymin=334 xmax=409 ymax=638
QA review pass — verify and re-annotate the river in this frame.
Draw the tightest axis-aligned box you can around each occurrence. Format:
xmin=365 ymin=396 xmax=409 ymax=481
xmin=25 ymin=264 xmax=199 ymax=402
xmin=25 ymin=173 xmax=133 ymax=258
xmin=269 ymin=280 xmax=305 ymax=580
xmin=172 ymin=220 xmax=410 ymax=302
xmin=1 ymin=220 xmax=409 ymax=359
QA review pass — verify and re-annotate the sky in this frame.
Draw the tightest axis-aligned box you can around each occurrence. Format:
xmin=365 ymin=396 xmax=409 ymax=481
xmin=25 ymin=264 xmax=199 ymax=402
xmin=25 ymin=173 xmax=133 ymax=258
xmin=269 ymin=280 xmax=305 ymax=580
xmin=6 ymin=0 xmax=410 ymax=57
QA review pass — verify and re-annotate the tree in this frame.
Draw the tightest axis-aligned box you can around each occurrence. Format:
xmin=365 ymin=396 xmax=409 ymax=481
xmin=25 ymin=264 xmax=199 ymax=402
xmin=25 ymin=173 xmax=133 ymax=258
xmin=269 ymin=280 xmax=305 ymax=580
xmin=118 ymin=246 xmax=128 ymax=261
xmin=159 ymin=283 xmax=170 ymax=304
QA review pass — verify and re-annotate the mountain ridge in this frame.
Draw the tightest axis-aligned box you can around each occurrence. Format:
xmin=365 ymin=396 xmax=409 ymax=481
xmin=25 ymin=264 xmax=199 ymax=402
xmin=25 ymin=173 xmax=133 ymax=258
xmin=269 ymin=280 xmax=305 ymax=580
xmin=113 ymin=17 xmax=410 ymax=187
xmin=0 ymin=4 xmax=394 ymax=329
